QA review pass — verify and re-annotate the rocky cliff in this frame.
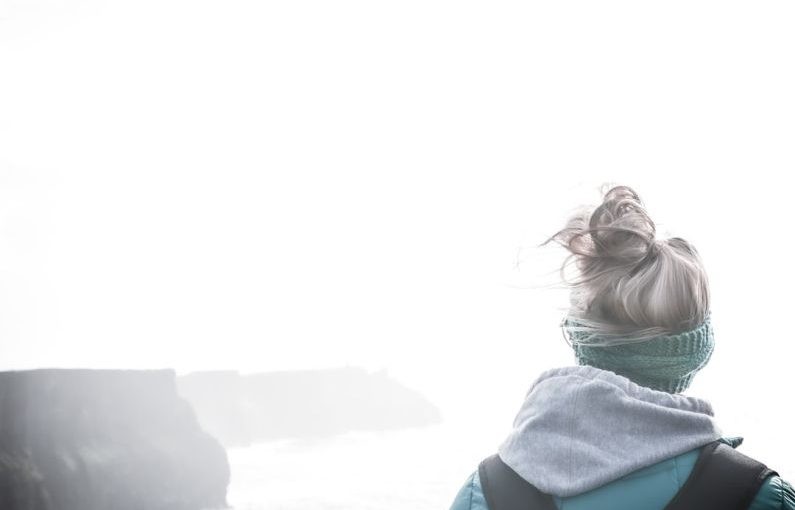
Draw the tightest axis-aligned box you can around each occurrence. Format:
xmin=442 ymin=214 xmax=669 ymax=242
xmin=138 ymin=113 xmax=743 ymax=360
xmin=0 ymin=369 xmax=229 ymax=510
xmin=178 ymin=366 xmax=443 ymax=447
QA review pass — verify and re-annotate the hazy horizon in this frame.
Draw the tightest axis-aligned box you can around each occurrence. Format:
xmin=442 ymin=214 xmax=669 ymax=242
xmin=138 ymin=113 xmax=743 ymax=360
xmin=2 ymin=0 xmax=793 ymax=488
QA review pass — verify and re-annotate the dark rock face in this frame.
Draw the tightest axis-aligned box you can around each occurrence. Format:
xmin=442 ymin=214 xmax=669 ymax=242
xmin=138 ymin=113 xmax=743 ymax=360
xmin=178 ymin=367 xmax=443 ymax=447
xmin=0 ymin=369 xmax=230 ymax=510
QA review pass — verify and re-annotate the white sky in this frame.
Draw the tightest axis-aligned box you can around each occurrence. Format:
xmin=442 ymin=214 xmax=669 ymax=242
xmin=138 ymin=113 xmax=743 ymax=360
xmin=1 ymin=0 xmax=793 ymax=475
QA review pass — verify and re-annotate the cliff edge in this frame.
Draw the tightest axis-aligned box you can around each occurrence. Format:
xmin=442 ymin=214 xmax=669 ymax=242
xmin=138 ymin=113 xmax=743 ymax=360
xmin=0 ymin=369 xmax=230 ymax=510
xmin=178 ymin=366 xmax=443 ymax=447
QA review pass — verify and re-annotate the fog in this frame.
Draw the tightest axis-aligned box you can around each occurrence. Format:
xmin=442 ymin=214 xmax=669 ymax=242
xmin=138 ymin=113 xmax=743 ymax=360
xmin=1 ymin=1 xmax=793 ymax=507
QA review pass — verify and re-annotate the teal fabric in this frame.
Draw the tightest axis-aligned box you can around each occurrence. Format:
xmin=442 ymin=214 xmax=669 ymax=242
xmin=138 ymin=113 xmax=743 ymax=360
xmin=749 ymin=477 xmax=795 ymax=510
xmin=563 ymin=310 xmax=715 ymax=393
xmin=448 ymin=438 xmax=795 ymax=510
xmin=549 ymin=448 xmax=699 ymax=510
xmin=449 ymin=469 xmax=488 ymax=510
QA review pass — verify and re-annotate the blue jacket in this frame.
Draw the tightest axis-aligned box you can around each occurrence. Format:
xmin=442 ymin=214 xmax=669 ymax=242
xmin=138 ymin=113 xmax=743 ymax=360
xmin=449 ymin=439 xmax=795 ymax=510
xmin=448 ymin=366 xmax=794 ymax=510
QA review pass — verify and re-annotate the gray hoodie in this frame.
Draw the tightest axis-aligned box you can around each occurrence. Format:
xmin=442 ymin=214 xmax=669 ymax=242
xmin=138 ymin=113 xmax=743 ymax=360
xmin=497 ymin=365 xmax=723 ymax=498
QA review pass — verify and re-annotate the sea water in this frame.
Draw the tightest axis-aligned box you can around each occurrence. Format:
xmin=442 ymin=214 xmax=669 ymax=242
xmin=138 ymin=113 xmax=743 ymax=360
xmin=226 ymin=420 xmax=505 ymax=510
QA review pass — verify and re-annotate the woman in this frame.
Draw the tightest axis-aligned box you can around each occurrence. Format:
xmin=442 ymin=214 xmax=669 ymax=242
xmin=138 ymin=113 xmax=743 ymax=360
xmin=448 ymin=184 xmax=794 ymax=510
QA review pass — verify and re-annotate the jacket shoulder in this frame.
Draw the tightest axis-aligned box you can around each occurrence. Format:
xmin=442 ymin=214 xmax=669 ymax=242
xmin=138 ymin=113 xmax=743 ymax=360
xmin=749 ymin=475 xmax=795 ymax=510
xmin=448 ymin=470 xmax=489 ymax=510
xmin=448 ymin=453 xmax=795 ymax=510
xmin=719 ymin=436 xmax=795 ymax=510
xmin=449 ymin=450 xmax=700 ymax=510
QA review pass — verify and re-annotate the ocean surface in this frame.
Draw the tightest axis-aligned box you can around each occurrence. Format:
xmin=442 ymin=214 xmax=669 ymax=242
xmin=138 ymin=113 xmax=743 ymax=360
xmin=226 ymin=420 xmax=506 ymax=510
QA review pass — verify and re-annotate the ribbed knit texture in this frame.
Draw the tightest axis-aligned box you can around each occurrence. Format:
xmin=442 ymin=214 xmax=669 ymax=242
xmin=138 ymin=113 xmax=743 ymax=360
xmin=563 ymin=311 xmax=715 ymax=393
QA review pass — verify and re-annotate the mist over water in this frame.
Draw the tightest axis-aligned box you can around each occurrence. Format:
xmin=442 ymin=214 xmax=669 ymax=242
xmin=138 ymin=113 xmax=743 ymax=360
xmin=2 ymin=0 xmax=795 ymax=508
xmin=226 ymin=421 xmax=501 ymax=510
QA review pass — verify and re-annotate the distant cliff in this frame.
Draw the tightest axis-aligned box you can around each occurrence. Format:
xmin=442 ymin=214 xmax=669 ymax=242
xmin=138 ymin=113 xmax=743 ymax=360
xmin=0 ymin=369 xmax=230 ymax=510
xmin=178 ymin=367 xmax=442 ymax=447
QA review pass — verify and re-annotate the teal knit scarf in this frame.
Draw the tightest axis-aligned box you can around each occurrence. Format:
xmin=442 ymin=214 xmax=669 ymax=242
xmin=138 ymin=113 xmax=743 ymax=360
xmin=562 ymin=311 xmax=715 ymax=394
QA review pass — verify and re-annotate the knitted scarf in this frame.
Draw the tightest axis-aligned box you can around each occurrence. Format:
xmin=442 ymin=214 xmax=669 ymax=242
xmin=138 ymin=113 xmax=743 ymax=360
xmin=562 ymin=311 xmax=715 ymax=393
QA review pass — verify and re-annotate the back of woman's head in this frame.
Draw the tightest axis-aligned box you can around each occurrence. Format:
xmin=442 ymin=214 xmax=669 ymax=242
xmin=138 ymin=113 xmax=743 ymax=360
xmin=542 ymin=183 xmax=710 ymax=346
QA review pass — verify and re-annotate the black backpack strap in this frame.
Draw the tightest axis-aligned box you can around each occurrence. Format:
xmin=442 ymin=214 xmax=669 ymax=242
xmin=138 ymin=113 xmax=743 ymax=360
xmin=478 ymin=441 xmax=776 ymax=510
xmin=477 ymin=453 xmax=557 ymax=510
xmin=664 ymin=440 xmax=778 ymax=510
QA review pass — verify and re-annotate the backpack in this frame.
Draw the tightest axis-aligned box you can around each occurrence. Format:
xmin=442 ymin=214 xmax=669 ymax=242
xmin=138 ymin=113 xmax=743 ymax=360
xmin=478 ymin=439 xmax=777 ymax=510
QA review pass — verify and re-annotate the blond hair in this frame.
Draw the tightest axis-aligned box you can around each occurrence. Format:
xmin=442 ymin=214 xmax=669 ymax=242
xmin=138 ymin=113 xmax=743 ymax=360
xmin=540 ymin=183 xmax=710 ymax=346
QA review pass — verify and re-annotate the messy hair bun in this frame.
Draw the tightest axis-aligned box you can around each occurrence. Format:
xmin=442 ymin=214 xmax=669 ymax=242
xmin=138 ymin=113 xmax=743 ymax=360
xmin=541 ymin=184 xmax=710 ymax=345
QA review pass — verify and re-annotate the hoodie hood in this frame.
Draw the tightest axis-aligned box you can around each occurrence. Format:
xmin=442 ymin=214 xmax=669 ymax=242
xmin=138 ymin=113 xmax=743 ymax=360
xmin=497 ymin=365 xmax=722 ymax=498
